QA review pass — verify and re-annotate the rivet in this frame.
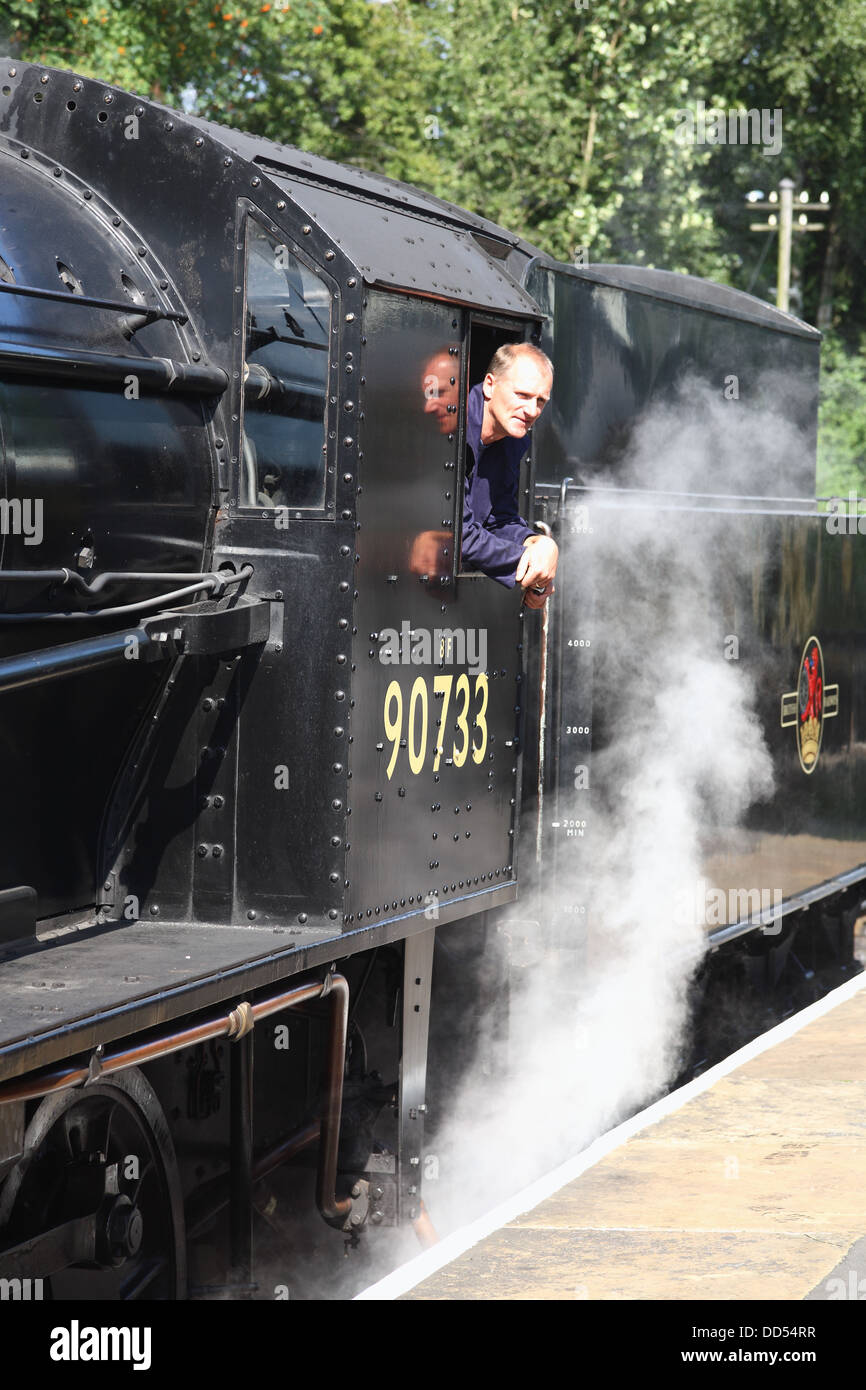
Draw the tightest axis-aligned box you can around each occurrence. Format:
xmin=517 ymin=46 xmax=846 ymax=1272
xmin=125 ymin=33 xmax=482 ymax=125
xmin=247 ymin=910 xmax=257 ymax=920
xmin=150 ymin=904 xmax=160 ymax=916
xmin=331 ymin=836 xmax=342 ymax=847
xmin=375 ymin=792 xmax=383 ymax=802
xmin=302 ymin=224 xmax=312 ymax=234
xmin=197 ymin=844 xmax=209 ymax=858
xmin=195 ymin=137 xmax=203 ymax=147
xmin=251 ymin=175 xmax=261 ymax=187
xmin=329 ymin=909 xmax=338 ymax=920
xmin=298 ymin=912 xmax=308 ymax=924
xmin=347 ymin=276 xmax=357 ymax=287
xmin=41 ymin=74 xmax=50 ymax=85
xmin=223 ymin=156 xmax=232 ymax=166
xmin=345 ymin=312 xmax=355 ymax=322
xmin=325 ymin=249 xmax=335 ymax=260
xmin=277 ymin=200 xmax=286 ymax=210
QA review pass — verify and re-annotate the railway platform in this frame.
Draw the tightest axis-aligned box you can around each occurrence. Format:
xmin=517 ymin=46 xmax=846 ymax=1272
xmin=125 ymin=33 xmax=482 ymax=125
xmin=358 ymin=971 xmax=866 ymax=1301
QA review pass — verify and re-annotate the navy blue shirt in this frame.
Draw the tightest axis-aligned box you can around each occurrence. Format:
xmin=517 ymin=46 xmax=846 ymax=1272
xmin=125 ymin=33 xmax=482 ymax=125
xmin=461 ymin=383 xmax=533 ymax=587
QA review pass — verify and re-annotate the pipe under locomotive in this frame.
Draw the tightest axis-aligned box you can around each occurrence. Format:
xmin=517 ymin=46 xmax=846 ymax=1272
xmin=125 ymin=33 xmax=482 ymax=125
xmin=0 ymin=60 xmax=862 ymax=1296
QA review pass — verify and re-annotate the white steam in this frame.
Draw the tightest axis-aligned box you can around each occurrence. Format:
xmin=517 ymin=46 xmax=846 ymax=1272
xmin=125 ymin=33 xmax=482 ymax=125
xmin=423 ymin=375 xmax=806 ymax=1233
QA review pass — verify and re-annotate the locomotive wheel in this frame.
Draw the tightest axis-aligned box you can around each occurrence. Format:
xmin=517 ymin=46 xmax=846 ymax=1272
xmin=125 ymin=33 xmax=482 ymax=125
xmin=0 ymin=1068 xmax=186 ymax=1299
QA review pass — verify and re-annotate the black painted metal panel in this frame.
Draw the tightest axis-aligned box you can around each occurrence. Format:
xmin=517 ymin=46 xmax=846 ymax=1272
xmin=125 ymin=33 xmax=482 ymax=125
xmin=347 ymin=291 xmax=522 ymax=925
xmin=270 ymin=176 xmax=540 ymax=315
xmin=534 ymin=495 xmax=866 ymax=939
xmin=527 ymin=261 xmax=820 ymax=498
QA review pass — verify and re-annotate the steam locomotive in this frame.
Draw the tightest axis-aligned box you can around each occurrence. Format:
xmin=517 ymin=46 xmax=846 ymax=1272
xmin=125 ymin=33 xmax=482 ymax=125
xmin=0 ymin=58 xmax=861 ymax=1299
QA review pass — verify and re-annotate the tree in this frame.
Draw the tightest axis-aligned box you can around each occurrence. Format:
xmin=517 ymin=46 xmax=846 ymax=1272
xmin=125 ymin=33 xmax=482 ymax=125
xmin=816 ymin=336 xmax=866 ymax=498
xmin=0 ymin=0 xmax=439 ymax=178
xmin=421 ymin=0 xmax=734 ymax=277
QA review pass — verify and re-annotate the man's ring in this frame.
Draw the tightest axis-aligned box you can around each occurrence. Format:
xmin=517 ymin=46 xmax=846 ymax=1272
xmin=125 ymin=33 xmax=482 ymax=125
xmin=532 ymin=585 xmax=547 ymax=594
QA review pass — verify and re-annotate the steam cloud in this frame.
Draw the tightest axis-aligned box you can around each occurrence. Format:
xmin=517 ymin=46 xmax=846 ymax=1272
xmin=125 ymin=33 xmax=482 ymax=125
xmin=422 ymin=375 xmax=807 ymax=1235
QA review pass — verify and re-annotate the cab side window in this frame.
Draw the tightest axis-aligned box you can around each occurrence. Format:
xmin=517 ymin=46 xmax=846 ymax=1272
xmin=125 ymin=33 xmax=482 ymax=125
xmin=242 ymin=219 xmax=330 ymax=510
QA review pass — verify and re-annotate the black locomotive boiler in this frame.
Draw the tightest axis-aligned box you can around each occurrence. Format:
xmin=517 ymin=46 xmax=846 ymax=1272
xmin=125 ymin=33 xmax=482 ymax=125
xmin=0 ymin=59 xmax=862 ymax=1298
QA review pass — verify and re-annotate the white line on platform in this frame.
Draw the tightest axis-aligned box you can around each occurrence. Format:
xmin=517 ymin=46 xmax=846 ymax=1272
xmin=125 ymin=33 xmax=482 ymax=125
xmin=354 ymin=966 xmax=866 ymax=1300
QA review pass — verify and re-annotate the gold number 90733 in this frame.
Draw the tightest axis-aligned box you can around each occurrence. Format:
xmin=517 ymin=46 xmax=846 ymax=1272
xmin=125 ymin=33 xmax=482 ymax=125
xmin=383 ymin=672 xmax=489 ymax=780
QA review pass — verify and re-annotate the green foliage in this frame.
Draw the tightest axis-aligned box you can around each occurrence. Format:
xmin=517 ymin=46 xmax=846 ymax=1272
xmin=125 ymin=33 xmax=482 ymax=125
xmin=817 ymin=336 xmax=866 ymax=499
xmin=3 ymin=0 xmax=866 ymax=352
xmin=0 ymin=0 xmax=439 ymax=177
xmin=421 ymin=0 xmax=733 ymax=277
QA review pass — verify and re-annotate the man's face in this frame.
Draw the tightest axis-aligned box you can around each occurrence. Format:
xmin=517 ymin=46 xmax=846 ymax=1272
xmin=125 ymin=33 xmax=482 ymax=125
xmin=421 ymin=353 xmax=460 ymax=433
xmin=482 ymin=356 xmax=552 ymax=443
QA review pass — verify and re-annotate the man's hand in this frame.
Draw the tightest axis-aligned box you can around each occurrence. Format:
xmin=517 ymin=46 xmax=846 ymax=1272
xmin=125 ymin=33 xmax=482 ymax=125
xmin=408 ymin=529 xmax=452 ymax=582
xmin=522 ymin=583 xmax=552 ymax=610
xmin=515 ymin=534 xmax=558 ymax=607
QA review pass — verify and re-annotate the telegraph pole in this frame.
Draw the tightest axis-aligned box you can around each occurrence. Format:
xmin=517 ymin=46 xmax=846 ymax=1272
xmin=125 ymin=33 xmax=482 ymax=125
xmin=777 ymin=177 xmax=793 ymax=313
xmin=747 ymin=180 xmax=830 ymax=313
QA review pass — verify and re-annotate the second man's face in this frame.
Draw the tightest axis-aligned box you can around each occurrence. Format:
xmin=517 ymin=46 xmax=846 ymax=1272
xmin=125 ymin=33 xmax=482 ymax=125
xmin=483 ymin=358 xmax=552 ymax=442
xmin=422 ymin=354 xmax=460 ymax=433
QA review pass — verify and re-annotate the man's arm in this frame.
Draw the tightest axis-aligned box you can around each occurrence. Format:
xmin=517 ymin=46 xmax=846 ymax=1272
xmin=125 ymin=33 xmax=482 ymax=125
xmin=462 ymin=448 xmax=558 ymax=595
xmin=460 ymin=502 xmax=527 ymax=587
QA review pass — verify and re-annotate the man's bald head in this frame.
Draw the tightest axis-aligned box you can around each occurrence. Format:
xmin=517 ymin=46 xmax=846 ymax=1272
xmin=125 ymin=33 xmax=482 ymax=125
xmin=486 ymin=341 xmax=553 ymax=382
xmin=422 ymin=350 xmax=460 ymax=433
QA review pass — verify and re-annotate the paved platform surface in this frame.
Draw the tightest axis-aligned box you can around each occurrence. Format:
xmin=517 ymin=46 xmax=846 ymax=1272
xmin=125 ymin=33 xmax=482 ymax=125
xmin=396 ymin=976 xmax=866 ymax=1300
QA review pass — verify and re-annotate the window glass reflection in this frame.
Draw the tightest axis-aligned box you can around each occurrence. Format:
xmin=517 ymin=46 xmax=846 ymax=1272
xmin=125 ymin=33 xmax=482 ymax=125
xmin=242 ymin=219 xmax=330 ymax=510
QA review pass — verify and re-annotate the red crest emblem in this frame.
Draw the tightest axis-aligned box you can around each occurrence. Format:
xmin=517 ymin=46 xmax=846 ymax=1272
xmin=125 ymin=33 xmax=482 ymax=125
xmin=780 ymin=636 xmax=839 ymax=774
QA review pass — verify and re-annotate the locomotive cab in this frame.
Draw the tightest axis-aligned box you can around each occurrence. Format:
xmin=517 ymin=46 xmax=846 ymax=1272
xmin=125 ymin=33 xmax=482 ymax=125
xmin=0 ymin=59 xmax=557 ymax=1284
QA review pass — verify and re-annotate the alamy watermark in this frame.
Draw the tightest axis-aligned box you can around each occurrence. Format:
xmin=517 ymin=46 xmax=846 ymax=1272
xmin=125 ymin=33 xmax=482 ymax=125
xmin=0 ymin=497 xmax=43 ymax=546
xmin=0 ymin=1277 xmax=44 ymax=1300
xmin=672 ymin=877 xmax=783 ymax=934
xmin=49 ymin=1321 xmax=151 ymax=1370
xmin=674 ymin=101 xmax=782 ymax=157
xmin=825 ymin=492 xmax=866 ymax=534
xmin=378 ymin=621 xmax=487 ymax=676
